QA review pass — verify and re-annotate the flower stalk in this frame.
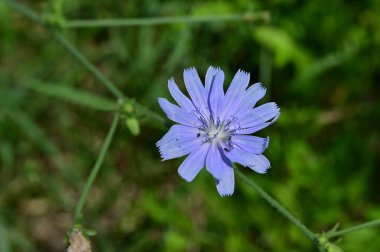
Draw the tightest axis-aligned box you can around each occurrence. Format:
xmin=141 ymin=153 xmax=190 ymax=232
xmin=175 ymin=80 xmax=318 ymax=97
xmin=74 ymin=109 xmax=120 ymax=226
xmin=236 ymin=169 xmax=317 ymax=242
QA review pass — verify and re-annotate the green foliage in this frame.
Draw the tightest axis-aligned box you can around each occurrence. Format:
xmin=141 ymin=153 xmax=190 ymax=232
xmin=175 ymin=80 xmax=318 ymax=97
xmin=1 ymin=0 xmax=379 ymax=251
xmin=252 ymin=26 xmax=311 ymax=69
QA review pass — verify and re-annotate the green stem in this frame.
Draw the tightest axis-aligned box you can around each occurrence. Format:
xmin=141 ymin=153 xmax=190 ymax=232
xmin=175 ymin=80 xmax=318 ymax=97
xmin=74 ymin=110 xmax=120 ymax=225
xmin=236 ymin=169 xmax=317 ymax=242
xmin=63 ymin=11 xmax=270 ymax=28
xmin=325 ymin=219 xmax=380 ymax=239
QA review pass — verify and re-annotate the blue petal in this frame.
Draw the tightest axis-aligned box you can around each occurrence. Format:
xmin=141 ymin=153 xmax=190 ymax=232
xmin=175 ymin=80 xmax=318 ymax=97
xmin=222 ymin=83 xmax=268 ymax=131
xmin=205 ymin=67 xmax=225 ymax=118
xmin=178 ymin=143 xmax=210 ymax=182
xmin=232 ymin=135 xmax=269 ymax=154
xmin=221 ymin=70 xmax=250 ymax=119
xmin=223 ymin=83 xmax=265 ymax=118
xmin=237 ymin=102 xmax=280 ymax=134
xmin=156 ymin=125 xmax=202 ymax=160
xmin=243 ymin=83 xmax=266 ymax=108
xmin=158 ymin=98 xmax=198 ymax=126
xmin=216 ymin=166 xmax=234 ymax=197
xmin=224 ymin=146 xmax=270 ymax=174
xmin=183 ymin=67 xmax=209 ymax=117
xmin=238 ymin=114 xmax=280 ymax=135
xmin=205 ymin=143 xmax=230 ymax=180
xmin=205 ymin=66 xmax=222 ymax=93
xmin=168 ymin=78 xmax=195 ymax=113
xmin=205 ymin=66 xmax=218 ymax=93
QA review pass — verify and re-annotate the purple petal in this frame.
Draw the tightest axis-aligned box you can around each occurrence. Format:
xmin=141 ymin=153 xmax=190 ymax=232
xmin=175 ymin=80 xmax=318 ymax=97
xmin=205 ymin=66 xmax=221 ymax=93
xmin=243 ymin=83 xmax=266 ymax=108
xmin=232 ymin=135 xmax=269 ymax=154
xmin=238 ymin=113 xmax=280 ymax=135
xmin=158 ymin=98 xmax=198 ymax=126
xmin=178 ymin=143 xmax=210 ymax=182
xmin=223 ymin=83 xmax=265 ymax=118
xmin=168 ymin=78 xmax=195 ymax=113
xmin=221 ymin=70 xmax=250 ymax=119
xmin=237 ymin=102 xmax=280 ymax=134
xmin=216 ymin=166 xmax=234 ymax=197
xmin=183 ymin=67 xmax=209 ymax=117
xmin=156 ymin=125 xmax=202 ymax=160
xmin=205 ymin=67 xmax=225 ymax=118
xmin=224 ymin=146 xmax=270 ymax=174
xmin=205 ymin=142 xmax=230 ymax=180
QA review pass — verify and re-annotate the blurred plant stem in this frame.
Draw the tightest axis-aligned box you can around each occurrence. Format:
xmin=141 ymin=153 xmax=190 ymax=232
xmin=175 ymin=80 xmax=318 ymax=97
xmin=74 ymin=109 xmax=120 ymax=226
xmin=4 ymin=0 xmax=165 ymax=126
xmin=63 ymin=11 xmax=270 ymax=28
xmin=236 ymin=169 xmax=318 ymax=242
xmin=325 ymin=219 xmax=380 ymax=239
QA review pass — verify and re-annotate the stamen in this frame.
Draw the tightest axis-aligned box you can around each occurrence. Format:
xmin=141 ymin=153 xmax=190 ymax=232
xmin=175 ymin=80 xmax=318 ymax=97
xmin=196 ymin=112 xmax=240 ymax=148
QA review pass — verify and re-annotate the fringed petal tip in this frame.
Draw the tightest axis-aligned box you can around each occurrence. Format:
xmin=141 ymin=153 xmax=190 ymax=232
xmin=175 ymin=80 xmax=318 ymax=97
xmin=237 ymin=69 xmax=250 ymax=78
xmin=184 ymin=66 xmax=197 ymax=74
xmin=155 ymin=143 xmax=168 ymax=161
xmin=252 ymin=82 xmax=266 ymax=93
xmin=208 ymin=66 xmax=223 ymax=72
xmin=216 ymin=179 xmax=234 ymax=197
xmin=219 ymin=192 xmax=233 ymax=197
xmin=214 ymin=167 xmax=235 ymax=197
xmin=255 ymin=157 xmax=271 ymax=174
xmin=167 ymin=77 xmax=175 ymax=85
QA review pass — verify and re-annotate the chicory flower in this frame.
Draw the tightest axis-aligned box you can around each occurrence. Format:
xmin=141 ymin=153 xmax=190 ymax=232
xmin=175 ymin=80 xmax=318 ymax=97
xmin=156 ymin=67 xmax=279 ymax=196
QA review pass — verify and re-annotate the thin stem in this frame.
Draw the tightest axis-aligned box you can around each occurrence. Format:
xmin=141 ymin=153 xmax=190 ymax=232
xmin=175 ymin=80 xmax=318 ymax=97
xmin=74 ymin=110 xmax=120 ymax=225
xmin=64 ymin=11 xmax=270 ymax=28
xmin=236 ymin=169 xmax=317 ymax=242
xmin=325 ymin=219 xmax=380 ymax=239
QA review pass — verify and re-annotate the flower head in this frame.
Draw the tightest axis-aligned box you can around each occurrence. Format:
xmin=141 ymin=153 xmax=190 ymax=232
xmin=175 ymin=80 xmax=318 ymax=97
xmin=156 ymin=67 xmax=280 ymax=196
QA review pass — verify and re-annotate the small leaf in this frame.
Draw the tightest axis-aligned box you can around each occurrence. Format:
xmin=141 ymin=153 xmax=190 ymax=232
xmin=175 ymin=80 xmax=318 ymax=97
xmin=123 ymin=101 xmax=134 ymax=114
xmin=83 ymin=228 xmax=97 ymax=237
xmin=125 ymin=117 xmax=140 ymax=136
xmin=326 ymin=243 xmax=343 ymax=252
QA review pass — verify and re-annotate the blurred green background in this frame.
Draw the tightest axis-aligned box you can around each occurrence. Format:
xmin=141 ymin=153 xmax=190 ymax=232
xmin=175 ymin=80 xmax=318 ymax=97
xmin=1 ymin=0 xmax=380 ymax=251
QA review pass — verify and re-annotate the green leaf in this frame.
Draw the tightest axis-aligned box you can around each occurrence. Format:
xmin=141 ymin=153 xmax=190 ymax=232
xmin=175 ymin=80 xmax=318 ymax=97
xmin=125 ymin=117 xmax=140 ymax=136
xmin=27 ymin=80 xmax=116 ymax=111
xmin=83 ymin=228 xmax=97 ymax=237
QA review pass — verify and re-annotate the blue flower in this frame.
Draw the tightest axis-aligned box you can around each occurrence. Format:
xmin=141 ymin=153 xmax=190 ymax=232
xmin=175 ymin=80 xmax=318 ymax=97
xmin=156 ymin=67 xmax=280 ymax=196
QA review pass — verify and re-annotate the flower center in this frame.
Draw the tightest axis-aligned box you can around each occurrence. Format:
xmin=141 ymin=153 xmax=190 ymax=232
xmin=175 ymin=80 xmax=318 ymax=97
xmin=205 ymin=123 xmax=227 ymax=142
xmin=195 ymin=115 xmax=240 ymax=150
